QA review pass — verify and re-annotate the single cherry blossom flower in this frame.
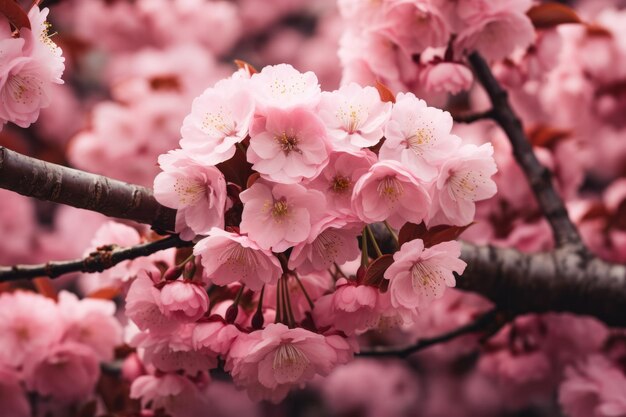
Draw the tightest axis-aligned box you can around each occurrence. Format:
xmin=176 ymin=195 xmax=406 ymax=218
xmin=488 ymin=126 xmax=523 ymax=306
xmin=250 ymin=63 xmax=321 ymax=110
xmin=194 ymin=227 xmax=282 ymax=291
xmin=308 ymin=150 xmax=376 ymax=220
xmin=131 ymin=373 xmax=211 ymax=417
xmin=180 ymin=78 xmax=255 ymax=165
xmin=317 ymin=82 xmax=391 ymax=151
xmin=428 ymin=143 xmax=498 ymax=227
xmin=226 ymin=323 xmax=339 ymax=402
xmin=154 ymin=149 xmax=227 ymax=240
xmin=288 ymin=218 xmax=361 ymax=274
xmin=192 ymin=320 xmax=241 ymax=356
xmin=239 ymin=181 xmax=326 ymax=252
xmin=158 ymin=281 xmax=209 ymax=322
xmin=380 ymin=92 xmax=460 ymax=181
xmin=125 ymin=271 xmax=178 ymax=334
xmin=384 ymin=239 xmax=466 ymax=310
xmin=352 ymin=160 xmax=431 ymax=228
xmin=419 ymin=62 xmax=474 ymax=95
xmin=247 ymin=107 xmax=331 ymax=184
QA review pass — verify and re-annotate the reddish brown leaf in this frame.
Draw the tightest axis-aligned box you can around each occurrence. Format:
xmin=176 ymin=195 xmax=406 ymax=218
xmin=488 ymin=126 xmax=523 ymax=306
xmin=585 ymin=23 xmax=613 ymax=38
xmin=375 ymin=80 xmax=396 ymax=103
xmin=234 ymin=59 xmax=258 ymax=75
xmin=364 ymin=254 xmax=394 ymax=286
xmin=34 ymin=277 xmax=57 ymax=300
xmin=527 ymin=3 xmax=582 ymax=29
xmin=0 ymin=0 xmax=31 ymax=31
xmin=246 ymin=172 xmax=260 ymax=189
xmin=398 ymin=222 xmax=428 ymax=246
xmin=398 ymin=222 xmax=474 ymax=247
xmin=87 ymin=286 xmax=121 ymax=300
xmin=527 ymin=124 xmax=572 ymax=149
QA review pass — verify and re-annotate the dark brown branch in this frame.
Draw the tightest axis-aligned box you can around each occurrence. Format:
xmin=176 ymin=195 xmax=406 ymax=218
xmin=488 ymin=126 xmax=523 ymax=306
xmin=452 ymin=109 xmax=494 ymax=124
xmin=358 ymin=309 xmax=498 ymax=357
xmin=0 ymin=146 xmax=176 ymax=233
xmin=468 ymin=53 xmax=583 ymax=249
xmin=1 ymin=148 xmax=625 ymax=327
xmin=457 ymin=243 xmax=626 ymax=327
xmin=0 ymin=235 xmax=192 ymax=281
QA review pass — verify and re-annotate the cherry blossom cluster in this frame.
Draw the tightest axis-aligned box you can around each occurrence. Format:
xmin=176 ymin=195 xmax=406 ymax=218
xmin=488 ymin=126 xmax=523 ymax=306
xmin=0 ymin=6 xmax=64 ymax=130
xmin=0 ymin=290 xmax=122 ymax=416
xmin=338 ymin=0 xmax=535 ymax=98
xmin=129 ymin=63 xmax=498 ymax=409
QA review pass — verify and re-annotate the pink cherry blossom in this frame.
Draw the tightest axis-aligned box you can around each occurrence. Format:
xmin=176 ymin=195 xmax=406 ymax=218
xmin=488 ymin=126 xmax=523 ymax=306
xmin=0 ymin=291 xmax=63 ymax=367
xmin=227 ymin=323 xmax=339 ymax=402
xmin=317 ymin=82 xmax=391 ymax=151
xmin=381 ymin=1 xmax=450 ymax=56
xmin=308 ymin=150 xmax=376 ymax=219
xmin=125 ymin=271 xmax=178 ymax=333
xmin=194 ymin=227 xmax=282 ymax=291
xmin=288 ymin=218 xmax=361 ymax=274
xmin=239 ymin=181 xmax=326 ymax=251
xmin=419 ymin=62 xmax=474 ymax=95
xmin=0 ymin=366 xmax=30 ymax=417
xmin=250 ymin=63 xmax=321 ymax=110
xmin=158 ymin=281 xmax=209 ymax=322
xmin=154 ymin=149 xmax=227 ymax=240
xmin=352 ymin=160 xmax=431 ymax=228
xmin=384 ymin=239 xmax=466 ymax=310
xmin=428 ymin=143 xmax=498 ymax=227
xmin=180 ymin=78 xmax=255 ymax=165
xmin=380 ymin=92 xmax=460 ymax=181
xmin=131 ymin=373 xmax=211 ymax=417
xmin=559 ymin=355 xmax=626 ymax=417
xmin=247 ymin=107 xmax=330 ymax=184
xmin=192 ymin=320 xmax=241 ymax=356
xmin=313 ymin=278 xmax=380 ymax=335
xmin=24 ymin=342 xmax=100 ymax=403
xmin=455 ymin=0 xmax=535 ymax=61
xmin=57 ymin=291 xmax=123 ymax=361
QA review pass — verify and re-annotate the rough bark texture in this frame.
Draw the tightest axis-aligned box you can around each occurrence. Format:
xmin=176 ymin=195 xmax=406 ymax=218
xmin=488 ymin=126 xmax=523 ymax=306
xmin=0 ymin=235 xmax=191 ymax=281
xmin=0 ymin=146 xmax=177 ymax=233
xmin=457 ymin=243 xmax=626 ymax=327
xmin=468 ymin=53 xmax=583 ymax=249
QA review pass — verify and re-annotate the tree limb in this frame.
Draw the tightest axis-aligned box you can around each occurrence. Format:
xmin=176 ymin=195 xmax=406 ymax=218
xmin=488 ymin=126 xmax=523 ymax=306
xmin=358 ymin=309 xmax=498 ymax=357
xmin=0 ymin=235 xmax=192 ymax=281
xmin=0 ymin=146 xmax=177 ymax=233
xmin=452 ymin=109 xmax=494 ymax=124
xmin=468 ymin=52 xmax=583 ymax=249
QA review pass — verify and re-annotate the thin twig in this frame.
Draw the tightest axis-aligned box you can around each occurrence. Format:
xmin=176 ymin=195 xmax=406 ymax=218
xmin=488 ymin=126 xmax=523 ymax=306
xmin=358 ymin=309 xmax=497 ymax=357
xmin=0 ymin=235 xmax=191 ymax=281
xmin=468 ymin=53 xmax=583 ymax=249
xmin=452 ymin=109 xmax=494 ymax=124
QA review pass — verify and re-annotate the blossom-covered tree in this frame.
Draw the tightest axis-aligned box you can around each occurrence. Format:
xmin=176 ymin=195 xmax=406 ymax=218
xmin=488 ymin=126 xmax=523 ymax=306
xmin=1 ymin=1 xmax=626 ymax=417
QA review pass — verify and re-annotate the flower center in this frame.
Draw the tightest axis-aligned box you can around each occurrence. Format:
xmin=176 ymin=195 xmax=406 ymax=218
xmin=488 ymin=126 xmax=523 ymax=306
xmin=8 ymin=74 xmax=42 ymax=105
xmin=275 ymin=132 xmax=300 ymax=154
xmin=447 ymin=170 xmax=480 ymax=201
xmin=330 ymin=175 xmax=352 ymax=194
xmin=405 ymin=128 xmax=433 ymax=155
xmin=410 ymin=261 xmax=444 ymax=297
xmin=220 ymin=243 xmax=256 ymax=278
xmin=377 ymin=176 xmax=404 ymax=202
xmin=174 ymin=177 xmax=206 ymax=206
xmin=271 ymin=199 xmax=290 ymax=222
xmin=272 ymin=343 xmax=310 ymax=383
xmin=203 ymin=107 xmax=237 ymax=137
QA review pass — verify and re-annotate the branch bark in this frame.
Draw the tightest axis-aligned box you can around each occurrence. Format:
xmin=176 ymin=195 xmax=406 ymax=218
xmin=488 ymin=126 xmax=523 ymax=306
xmin=468 ymin=53 xmax=583 ymax=249
xmin=0 ymin=139 xmax=625 ymax=326
xmin=359 ymin=309 xmax=498 ymax=357
xmin=0 ymin=235 xmax=191 ymax=281
xmin=0 ymin=146 xmax=177 ymax=233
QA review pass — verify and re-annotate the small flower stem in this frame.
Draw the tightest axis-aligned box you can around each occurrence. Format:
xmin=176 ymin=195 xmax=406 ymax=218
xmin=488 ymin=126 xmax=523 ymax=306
xmin=236 ymin=142 xmax=247 ymax=155
xmin=256 ymin=285 xmax=265 ymax=314
xmin=275 ymin=278 xmax=283 ymax=324
xmin=292 ymin=272 xmax=314 ymax=310
xmin=282 ymin=275 xmax=296 ymax=328
xmin=233 ymin=285 xmax=245 ymax=306
xmin=333 ymin=262 xmax=348 ymax=279
xmin=383 ymin=221 xmax=399 ymax=247
xmin=366 ymin=225 xmax=383 ymax=258
xmin=177 ymin=254 xmax=195 ymax=267
xmin=361 ymin=227 xmax=369 ymax=267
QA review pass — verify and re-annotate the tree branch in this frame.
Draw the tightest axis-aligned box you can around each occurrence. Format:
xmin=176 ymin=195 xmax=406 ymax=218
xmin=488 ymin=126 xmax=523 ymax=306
xmin=358 ymin=309 xmax=498 ymax=357
xmin=0 ymin=235 xmax=191 ymax=281
xmin=1 ymin=148 xmax=625 ymax=327
xmin=0 ymin=146 xmax=177 ymax=233
xmin=452 ymin=109 xmax=494 ymax=124
xmin=468 ymin=53 xmax=583 ymax=249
